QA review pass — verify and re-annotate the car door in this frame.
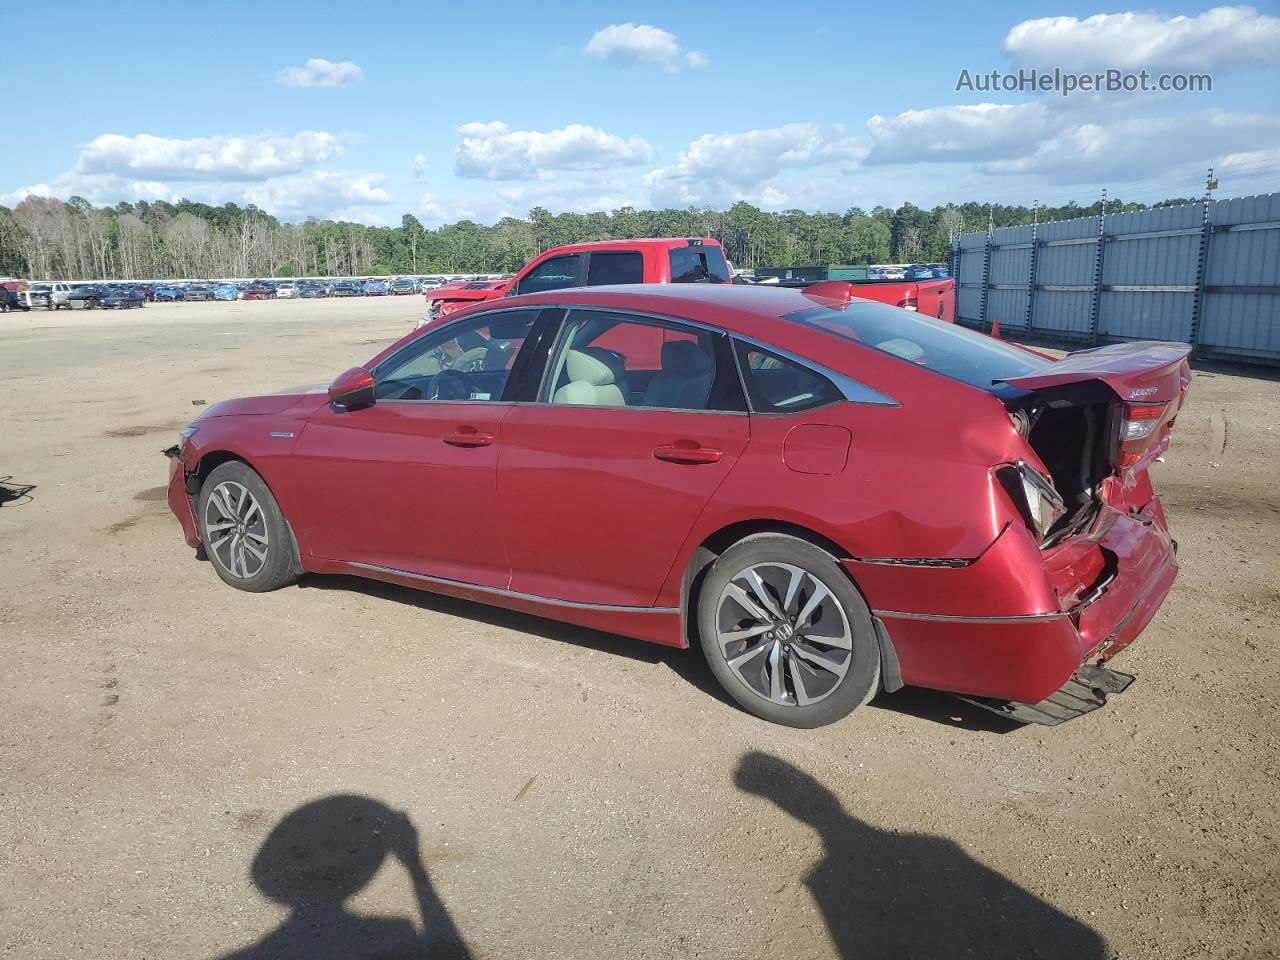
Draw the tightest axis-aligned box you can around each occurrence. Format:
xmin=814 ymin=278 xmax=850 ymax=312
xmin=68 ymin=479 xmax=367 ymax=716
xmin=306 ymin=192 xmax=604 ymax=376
xmin=497 ymin=308 xmax=750 ymax=608
xmin=287 ymin=308 xmax=546 ymax=588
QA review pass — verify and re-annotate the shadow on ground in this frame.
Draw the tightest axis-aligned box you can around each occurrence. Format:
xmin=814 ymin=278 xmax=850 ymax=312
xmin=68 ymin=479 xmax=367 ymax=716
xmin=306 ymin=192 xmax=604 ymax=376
xmin=0 ymin=476 xmax=36 ymax=507
xmin=217 ymin=795 xmax=470 ymax=960
xmin=299 ymin=574 xmax=1023 ymax=733
xmin=735 ymin=751 xmax=1109 ymax=959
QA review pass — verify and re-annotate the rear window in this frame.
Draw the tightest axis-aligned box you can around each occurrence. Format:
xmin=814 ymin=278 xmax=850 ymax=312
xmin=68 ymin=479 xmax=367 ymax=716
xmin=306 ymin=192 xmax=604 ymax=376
xmin=587 ymin=251 xmax=643 ymax=285
xmin=784 ymin=302 xmax=1051 ymax=391
xmin=670 ymin=246 xmax=729 ymax=283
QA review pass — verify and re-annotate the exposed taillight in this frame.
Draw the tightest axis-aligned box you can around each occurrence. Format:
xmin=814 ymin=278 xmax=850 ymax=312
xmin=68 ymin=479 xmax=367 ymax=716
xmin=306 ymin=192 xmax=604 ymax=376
xmin=1120 ymin=402 xmax=1166 ymax=442
xmin=897 ymin=294 xmax=918 ymax=311
xmin=997 ymin=462 xmax=1066 ymax=544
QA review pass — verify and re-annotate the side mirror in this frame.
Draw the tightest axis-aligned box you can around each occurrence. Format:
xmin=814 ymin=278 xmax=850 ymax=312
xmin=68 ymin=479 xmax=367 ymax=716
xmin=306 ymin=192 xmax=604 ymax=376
xmin=328 ymin=366 xmax=375 ymax=410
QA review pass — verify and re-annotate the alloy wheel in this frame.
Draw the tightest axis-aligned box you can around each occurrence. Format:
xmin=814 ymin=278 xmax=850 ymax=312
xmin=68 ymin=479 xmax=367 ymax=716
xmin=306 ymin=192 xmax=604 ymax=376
xmin=714 ymin=562 xmax=852 ymax=707
xmin=203 ymin=480 xmax=270 ymax=579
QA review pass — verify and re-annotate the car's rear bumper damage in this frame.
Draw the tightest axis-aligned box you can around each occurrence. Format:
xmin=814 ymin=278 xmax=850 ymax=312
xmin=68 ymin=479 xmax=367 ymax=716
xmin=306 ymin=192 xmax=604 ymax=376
xmin=850 ymin=495 xmax=1178 ymax=719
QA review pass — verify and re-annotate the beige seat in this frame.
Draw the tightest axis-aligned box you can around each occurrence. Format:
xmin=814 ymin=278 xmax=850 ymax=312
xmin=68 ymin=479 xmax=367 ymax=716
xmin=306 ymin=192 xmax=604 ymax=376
xmin=553 ymin=349 xmax=627 ymax=406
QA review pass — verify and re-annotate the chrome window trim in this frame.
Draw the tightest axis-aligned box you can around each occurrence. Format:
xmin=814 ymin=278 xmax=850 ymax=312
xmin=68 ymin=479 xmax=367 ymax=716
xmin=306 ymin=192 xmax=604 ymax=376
xmin=522 ymin=301 xmax=898 ymax=410
xmin=404 ymin=300 xmax=899 ymax=411
xmin=350 ymin=561 xmax=679 ymax=614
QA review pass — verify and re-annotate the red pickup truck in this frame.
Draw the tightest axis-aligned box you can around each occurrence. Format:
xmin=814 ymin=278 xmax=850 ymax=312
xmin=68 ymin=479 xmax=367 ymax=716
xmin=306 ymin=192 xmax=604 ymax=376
xmin=423 ymin=236 xmax=955 ymax=324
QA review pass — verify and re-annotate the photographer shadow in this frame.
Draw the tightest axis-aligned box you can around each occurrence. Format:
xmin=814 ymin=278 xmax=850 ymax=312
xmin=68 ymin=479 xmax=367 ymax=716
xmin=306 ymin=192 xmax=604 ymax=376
xmin=218 ymin=794 xmax=469 ymax=960
xmin=734 ymin=751 xmax=1108 ymax=959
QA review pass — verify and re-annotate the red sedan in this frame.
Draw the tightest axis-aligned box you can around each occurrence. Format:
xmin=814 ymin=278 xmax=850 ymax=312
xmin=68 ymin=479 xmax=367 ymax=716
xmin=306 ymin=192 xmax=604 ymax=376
xmin=165 ymin=285 xmax=1189 ymax=727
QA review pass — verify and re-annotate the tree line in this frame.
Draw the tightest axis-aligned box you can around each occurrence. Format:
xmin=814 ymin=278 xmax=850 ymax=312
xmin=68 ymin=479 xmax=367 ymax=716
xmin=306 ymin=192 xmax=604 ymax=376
xmin=0 ymin=193 xmax=1198 ymax=282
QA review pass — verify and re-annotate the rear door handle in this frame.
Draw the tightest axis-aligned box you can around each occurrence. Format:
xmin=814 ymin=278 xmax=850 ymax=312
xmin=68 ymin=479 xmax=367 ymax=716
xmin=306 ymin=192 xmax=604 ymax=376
xmin=653 ymin=443 xmax=723 ymax=465
xmin=443 ymin=429 xmax=494 ymax=447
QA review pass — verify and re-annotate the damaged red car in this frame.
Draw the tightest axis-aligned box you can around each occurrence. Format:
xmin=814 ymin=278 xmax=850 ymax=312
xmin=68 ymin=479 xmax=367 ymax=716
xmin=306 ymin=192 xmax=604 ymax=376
xmin=165 ymin=284 xmax=1189 ymax=727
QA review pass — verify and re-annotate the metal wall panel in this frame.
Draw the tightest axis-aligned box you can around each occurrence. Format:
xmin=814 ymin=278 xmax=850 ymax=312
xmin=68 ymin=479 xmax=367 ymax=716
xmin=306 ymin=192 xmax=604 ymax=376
xmin=953 ymin=193 xmax=1280 ymax=363
xmin=1199 ymin=194 xmax=1280 ymax=359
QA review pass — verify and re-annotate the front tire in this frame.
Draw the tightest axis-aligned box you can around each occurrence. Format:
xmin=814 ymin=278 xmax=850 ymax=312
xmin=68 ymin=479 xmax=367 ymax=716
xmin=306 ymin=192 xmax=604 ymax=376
xmin=697 ymin=534 xmax=880 ymax=727
xmin=197 ymin=461 xmax=297 ymax=592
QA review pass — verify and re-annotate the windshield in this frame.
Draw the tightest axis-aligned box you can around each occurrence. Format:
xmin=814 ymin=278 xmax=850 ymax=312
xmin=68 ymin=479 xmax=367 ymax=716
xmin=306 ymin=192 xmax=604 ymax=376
xmin=783 ymin=301 xmax=1051 ymax=391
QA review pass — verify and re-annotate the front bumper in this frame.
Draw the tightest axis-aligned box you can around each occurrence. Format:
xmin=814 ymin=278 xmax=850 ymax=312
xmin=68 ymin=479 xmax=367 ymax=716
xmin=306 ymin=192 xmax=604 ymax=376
xmin=851 ymin=501 xmax=1178 ymax=704
xmin=166 ymin=452 xmax=200 ymax=548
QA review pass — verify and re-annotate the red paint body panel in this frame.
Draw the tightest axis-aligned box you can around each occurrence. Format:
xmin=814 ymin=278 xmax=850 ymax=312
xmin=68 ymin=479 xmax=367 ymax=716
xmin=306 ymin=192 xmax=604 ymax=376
xmin=168 ymin=455 xmax=200 ymax=548
xmin=168 ymin=284 xmax=1186 ymax=709
xmin=497 ymin=406 xmax=750 ymax=606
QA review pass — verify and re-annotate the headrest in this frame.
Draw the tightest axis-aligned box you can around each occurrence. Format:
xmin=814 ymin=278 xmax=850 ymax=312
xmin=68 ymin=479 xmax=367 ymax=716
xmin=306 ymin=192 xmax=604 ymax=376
xmin=662 ymin=339 xmax=713 ymax=376
xmin=564 ymin=349 xmax=617 ymax=386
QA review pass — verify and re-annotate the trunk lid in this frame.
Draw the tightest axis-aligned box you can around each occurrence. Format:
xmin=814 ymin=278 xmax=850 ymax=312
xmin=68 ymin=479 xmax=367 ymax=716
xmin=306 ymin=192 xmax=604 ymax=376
xmin=1002 ymin=341 xmax=1191 ymax=476
xmin=1000 ymin=341 xmax=1191 ymax=404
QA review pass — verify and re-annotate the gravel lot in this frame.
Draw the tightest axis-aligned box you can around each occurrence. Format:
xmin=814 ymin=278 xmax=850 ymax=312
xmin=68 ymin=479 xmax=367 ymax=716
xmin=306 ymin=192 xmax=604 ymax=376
xmin=1 ymin=296 xmax=1277 ymax=959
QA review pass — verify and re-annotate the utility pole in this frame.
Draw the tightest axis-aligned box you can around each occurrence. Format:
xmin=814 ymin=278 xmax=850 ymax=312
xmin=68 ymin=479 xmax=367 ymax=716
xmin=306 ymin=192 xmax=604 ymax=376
xmin=1087 ymin=189 xmax=1108 ymax=345
xmin=1190 ymin=167 xmax=1217 ymax=356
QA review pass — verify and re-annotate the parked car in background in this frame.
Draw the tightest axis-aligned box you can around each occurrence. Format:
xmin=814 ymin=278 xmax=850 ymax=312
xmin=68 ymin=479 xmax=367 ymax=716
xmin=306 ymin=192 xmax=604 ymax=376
xmin=100 ymin=285 xmax=146 ymax=309
xmin=165 ymin=284 xmax=1189 ymax=728
xmin=928 ymin=264 xmax=951 ymax=278
xmin=299 ymin=281 xmax=328 ymax=298
xmin=19 ymin=282 xmax=73 ymax=310
xmin=362 ymin=279 xmax=389 ymax=296
xmin=184 ymin=284 xmax=214 ymax=302
xmin=154 ymin=284 xmax=183 ymax=302
xmin=390 ymin=277 xmax=417 ymax=295
xmin=332 ymin=279 xmax=360 ymax=297
xmin=214 ymin=283 xmax=238 ymax=301
xmin=243 ymin=282 xmax=276 ymax=301
xmin=69 ymin=284 xmax=110 ymax=308
xmin=904 ymin=265 xmax=936 ymax=281
xmin=275 ymin=281 xmax=298 ymax=299
xmin=1 ymin=284 xmax=31 ymax=312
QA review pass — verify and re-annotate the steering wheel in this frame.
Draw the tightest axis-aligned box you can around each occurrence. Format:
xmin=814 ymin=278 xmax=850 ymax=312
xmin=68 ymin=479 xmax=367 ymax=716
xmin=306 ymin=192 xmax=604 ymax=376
xmin=425 ymin=369 xmax=475 ymax=401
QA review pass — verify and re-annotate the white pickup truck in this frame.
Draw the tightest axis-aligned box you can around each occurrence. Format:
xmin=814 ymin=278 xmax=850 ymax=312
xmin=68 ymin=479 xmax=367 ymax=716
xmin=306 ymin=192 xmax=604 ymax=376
xmin=20 ymin=282 xmax=73 ymax=309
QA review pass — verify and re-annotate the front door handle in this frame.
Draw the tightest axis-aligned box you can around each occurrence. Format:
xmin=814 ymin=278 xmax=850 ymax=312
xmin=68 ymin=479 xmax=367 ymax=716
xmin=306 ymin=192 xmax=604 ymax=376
xmin=443 ymin=428 xmax=494 ymax=447
xmin=653 ymin=443 xmax=723 ymax=465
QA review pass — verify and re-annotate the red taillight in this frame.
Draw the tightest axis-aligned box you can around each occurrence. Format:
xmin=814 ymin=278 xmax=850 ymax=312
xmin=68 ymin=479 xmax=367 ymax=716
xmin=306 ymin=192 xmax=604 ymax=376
xmin=1121 ymin=402 xmax=1166 ymax=441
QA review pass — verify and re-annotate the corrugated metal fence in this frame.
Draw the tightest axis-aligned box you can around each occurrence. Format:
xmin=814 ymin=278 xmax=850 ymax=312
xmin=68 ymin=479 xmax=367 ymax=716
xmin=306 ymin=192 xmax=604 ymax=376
xmin=951 ymin=192 xmax=1280 ymax=364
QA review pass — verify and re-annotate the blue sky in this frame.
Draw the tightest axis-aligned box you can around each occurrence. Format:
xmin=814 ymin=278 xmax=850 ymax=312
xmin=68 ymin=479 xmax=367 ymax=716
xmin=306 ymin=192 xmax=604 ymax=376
xmin=5 ymin=0 xmax=1279 ymax=225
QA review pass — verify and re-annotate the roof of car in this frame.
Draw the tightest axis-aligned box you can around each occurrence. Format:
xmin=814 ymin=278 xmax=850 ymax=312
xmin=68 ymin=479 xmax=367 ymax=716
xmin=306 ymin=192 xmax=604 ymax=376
xmin=481 ymin=283 xmax=846 ymax=339
xmin=540 ymin=237 xmax=718 ymax=254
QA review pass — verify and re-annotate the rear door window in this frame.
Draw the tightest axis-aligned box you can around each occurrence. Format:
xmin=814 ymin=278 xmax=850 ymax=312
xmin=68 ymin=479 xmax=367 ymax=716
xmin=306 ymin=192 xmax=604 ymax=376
xmin=734 ymin=343 xmax=843 ymax=413
xmin=586 ymin=251 xmax=643 ymax=286
xmin=670 ymin=246 xmax=730 ymax=283
xmin=516 ymin=254 xmax=582 ymax=295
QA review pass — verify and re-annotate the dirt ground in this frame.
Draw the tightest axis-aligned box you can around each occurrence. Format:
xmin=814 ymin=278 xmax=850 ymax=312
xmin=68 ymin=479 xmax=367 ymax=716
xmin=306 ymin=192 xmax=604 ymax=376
xmin=1 ymin=296 xmax=1277 ymax=960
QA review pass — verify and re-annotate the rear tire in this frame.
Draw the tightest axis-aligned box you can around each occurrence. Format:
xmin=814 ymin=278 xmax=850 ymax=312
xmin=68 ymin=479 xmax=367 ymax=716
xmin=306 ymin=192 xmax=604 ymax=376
xmin=697 ymin=534 xmax=880 ymax=727
xmin=196 ymin=461 xmax=297 ymax=593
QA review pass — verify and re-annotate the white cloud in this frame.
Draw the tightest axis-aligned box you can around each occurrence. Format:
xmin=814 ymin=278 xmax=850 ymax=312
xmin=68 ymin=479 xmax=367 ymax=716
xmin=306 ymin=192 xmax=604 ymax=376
xmin=236 ymin=170 xmax=393 ymax=220
xmin=277 ymin=58 xmax=364 ymax=88
xmin=411 ymin=153 xmax=428 ymax=182
xmin=646 ymin=123 xmax=866 ymax=195
xmin=2 ymin=173 xmax=176 ymax=208
xmin=866 ymin=103 xmax=1052 ymax=164
xmin=980 ymin=110 xmax=1280 ymax=184
xmin=75 ymin=131 xmax=346 ymax=181
xmin=454 ymin=121 xmax=653 ymax=180
xmin=420 ymin=174 xmax=644 ymax=227
xmin=1005 ymin=6 xmax=1280 ymax=72
xmin=583 ymin=23 xmax=707 ymax=71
